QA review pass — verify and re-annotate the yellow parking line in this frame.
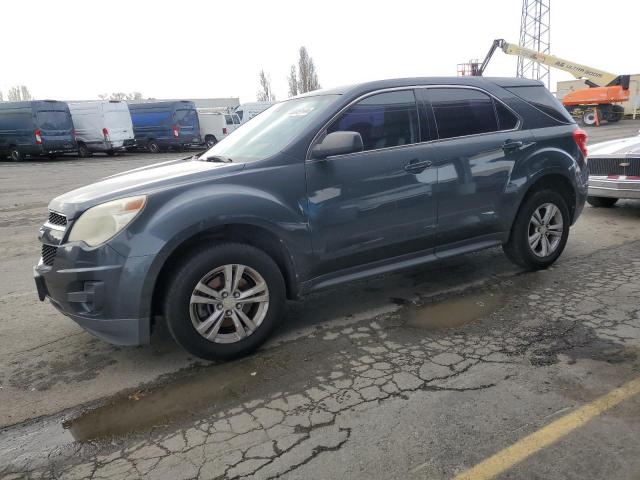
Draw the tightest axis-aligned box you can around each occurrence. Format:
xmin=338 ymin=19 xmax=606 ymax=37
xmin=453 ymin=377 xmax=640 ymax=480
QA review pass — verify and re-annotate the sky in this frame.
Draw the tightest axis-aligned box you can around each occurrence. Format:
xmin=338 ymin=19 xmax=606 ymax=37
xmin=1 ymin=0 xmax=639 ymax=103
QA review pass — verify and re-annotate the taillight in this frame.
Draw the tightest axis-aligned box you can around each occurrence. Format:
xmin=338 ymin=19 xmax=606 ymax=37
xmin=223 ymin=127 xmax=228 ymax=135
xmin=102 ymin=127 xmax=110 ymax=140
xmin=573 ymin=128 xmax=588 ymax=159
xmin=34 ymin=129 xmax=42 ymax=145
xmin=172 ymin=125 xmax=179 ymax=138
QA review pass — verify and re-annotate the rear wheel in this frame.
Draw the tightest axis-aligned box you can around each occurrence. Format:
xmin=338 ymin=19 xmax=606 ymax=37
xmin=77 ymin=143 xmax=92 ymax=158
xmin=205 ymin=135 xmax=218 ymax=148
xmin=163 ymin=243 xmax=286 ymax=360
xmin=582 ymin=110 xmax=597 ymax=127
xmin=587 ymin=196 xmax=618 ymax=208
xmin=503 ymin=190 xmax=570 ymax=270
xmin=147 ymin=140 xmax=160 ymax=154
xmin=8 ymin=146 xmax=23 ymax=162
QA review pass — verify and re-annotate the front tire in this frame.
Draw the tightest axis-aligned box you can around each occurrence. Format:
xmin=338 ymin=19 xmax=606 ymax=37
xmin=163 ymin=243 xmax=286 ymax=360
xmin=587 ymin=196 xmax=618 ymax=208
xmin=503 ymin=190 xmax=570 ymax=270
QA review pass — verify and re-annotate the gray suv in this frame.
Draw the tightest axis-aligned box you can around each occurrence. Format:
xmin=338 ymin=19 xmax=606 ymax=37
xmin=34 ymin=77 xmax=589 ymax=360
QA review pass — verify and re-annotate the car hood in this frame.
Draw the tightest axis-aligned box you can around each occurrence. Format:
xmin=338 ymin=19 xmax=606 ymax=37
xmin=49 ymin=158 xmax=245 ymax=219
xmin=589 ymin=134 xmax=640 ymax=157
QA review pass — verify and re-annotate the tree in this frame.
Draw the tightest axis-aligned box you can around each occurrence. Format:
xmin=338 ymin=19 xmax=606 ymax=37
xmin=98 ymin=92 xmax=143 ymax=101
xmin=296 ymin=46 xmax=320 ymax=94
xmin=7 ymin=85 xmax=32 ymax=101
xmin=287 ymin=65 xmax=298 ymax=98
xmin=256 ymin=70 xmax=275 ymax=102
xmin=0 ymin=91 xmax=3 ymax=102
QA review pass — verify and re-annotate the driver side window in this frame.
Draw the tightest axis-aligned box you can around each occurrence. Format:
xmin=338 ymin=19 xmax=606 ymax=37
xmin=327 ymin=90 xmax=419 ymax=152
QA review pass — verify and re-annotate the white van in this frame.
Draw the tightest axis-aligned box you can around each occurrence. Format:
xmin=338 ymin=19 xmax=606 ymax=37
xmin=197 ymin=108 xmax=241 ymax=147
xmin=68 ymin=101 xmax=136 ymax=157
xmin=234 ymin=102 xmax=274 ymax=124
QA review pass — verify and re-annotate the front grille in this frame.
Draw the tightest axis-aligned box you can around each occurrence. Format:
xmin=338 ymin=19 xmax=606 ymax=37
xmin=42 ymin=244 xmax=57 ymax=266
xmin=48 ymin=211 xmax=67 ymax=227
xmin=588 ymin=157 xmax=640 ymax=177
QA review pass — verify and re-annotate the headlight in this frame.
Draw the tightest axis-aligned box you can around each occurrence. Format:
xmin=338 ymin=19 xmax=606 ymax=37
xmin=68 ymin=195 xmax=146 ymax=247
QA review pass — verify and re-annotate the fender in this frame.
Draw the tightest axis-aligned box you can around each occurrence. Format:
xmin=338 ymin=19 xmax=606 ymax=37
xmin=503 ymin=145 xmax=586 ymax=229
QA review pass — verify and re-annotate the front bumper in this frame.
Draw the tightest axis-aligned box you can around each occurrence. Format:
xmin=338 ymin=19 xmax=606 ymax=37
xmin=588 ymin=177 xmax=640 ymax=199
xmin=34 ymin=238 xmax=154 ymax=346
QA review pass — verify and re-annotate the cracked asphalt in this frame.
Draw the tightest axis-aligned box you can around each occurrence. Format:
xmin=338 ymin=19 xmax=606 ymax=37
xmin=1 ymin=122 xmax=640 ymax=479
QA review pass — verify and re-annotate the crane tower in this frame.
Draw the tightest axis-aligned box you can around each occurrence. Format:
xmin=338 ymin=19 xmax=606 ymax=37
xmin=517 ymin=0 xmax=551 ymax=88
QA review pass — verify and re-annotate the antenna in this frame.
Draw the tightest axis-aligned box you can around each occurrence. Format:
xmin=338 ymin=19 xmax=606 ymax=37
xmin=517 ymin=0 xmax=551 ymax=88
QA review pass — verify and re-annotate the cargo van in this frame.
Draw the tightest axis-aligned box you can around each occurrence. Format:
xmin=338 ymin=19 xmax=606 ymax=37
xmin=196 ymin=108 xmax=241 ymax=147
xmin=128 ymin=101 xmax=200 ymax=153
xmin=68 ymin=101 xmax=135 ymax=157
xmin=234 ymin=102 xmax=274 ymax=124
xmin=0 ymin=100 xmax=76 ymax=161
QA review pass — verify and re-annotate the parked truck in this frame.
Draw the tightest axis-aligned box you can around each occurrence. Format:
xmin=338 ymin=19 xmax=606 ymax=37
xmin=0 ymin=100 xmax=76 ymax=161
xmin=68 ymin=100 xmax=135 ymax=157
xmin=197 ymin=108 xmax=241 ymax=147
xmin=128 ymin=101 xmax=200 ymax=153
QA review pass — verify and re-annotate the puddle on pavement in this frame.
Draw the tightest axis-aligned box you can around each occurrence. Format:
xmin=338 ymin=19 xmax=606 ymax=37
xmin=63 ymin=339 xmax=326 ymax=442
xmin=403 ymin=291 xmax=503 ymax=331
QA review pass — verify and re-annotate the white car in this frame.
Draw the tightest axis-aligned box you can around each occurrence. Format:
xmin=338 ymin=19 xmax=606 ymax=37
xmin=197 ymin=109 xmax=241 ymax=148
xmin=68 ymin=100 xmax=135 ymax=157
xmin=587 ymin=133 xmax=640 ymax=207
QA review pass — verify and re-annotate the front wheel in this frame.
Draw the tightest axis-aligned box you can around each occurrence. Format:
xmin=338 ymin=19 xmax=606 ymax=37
xmin=587 ymin=196 xmax=618 ymax=208
xmin=503 ymin=190 xmax=570 ymax=270
xmin=163 ymin=243 xmax=286 ymax=360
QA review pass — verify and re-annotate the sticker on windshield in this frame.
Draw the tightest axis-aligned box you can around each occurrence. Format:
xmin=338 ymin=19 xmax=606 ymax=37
xmin=288 ymin=106 xmax=315 ymax=116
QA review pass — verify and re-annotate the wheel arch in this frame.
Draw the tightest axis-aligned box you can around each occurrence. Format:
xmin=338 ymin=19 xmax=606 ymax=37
xmin=148 ymin=222 xmax=300 ymax=321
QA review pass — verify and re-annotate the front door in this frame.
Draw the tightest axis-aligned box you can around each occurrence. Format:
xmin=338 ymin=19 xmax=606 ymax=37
xmin=305 ymin=89 xmax=438 ymax=277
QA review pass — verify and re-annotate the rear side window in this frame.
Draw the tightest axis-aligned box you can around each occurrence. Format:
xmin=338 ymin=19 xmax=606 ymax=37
xmin=429 ymin=88 xmax=498 ymax=139
xmin=0 ymin=112 xmax=32 ymax=130
xmin=506 ymin=86 xmax=573 ymax=123
xmin=225 ymin=115 xmax=234 ymax=125
xmin=495 ymin=101 xmax=519 ymax=130
xmin=327 ymin=90 xmax=419 ymax=151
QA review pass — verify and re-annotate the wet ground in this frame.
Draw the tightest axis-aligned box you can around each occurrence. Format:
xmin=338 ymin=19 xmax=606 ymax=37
xmin=1 ymin=121 xmax=639 ymax=479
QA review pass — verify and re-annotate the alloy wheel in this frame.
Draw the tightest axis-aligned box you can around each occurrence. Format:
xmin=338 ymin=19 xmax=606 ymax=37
xmin=528 ymin=202 xmax=563 ymax=257
xmin=189 ymin=264 xmax=269 ymax=344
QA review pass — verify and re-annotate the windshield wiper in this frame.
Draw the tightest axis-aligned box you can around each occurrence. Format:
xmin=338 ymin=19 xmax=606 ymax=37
xmin=199 ymin=155 xmax=233 ymax=163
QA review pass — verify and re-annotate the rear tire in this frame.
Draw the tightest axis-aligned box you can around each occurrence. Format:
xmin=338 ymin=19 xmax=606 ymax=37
xmin=8 ymin=146 xmax=23 ymax=162
xmin=587 ymin=196 xmax=618 ymax=208
xmin=582 ymin=110 xmax=597 ymax=127
xmin=147 ymin=140 xmax=160 ymax=154
xmin=205 ymin=135 xmax=218 ymax=148
xmin=77 ymin=143 xmax=92 ymax=158
xmin=503 ymin=189 xmax=570 ymax=270
xmin=163 ymin=243 xmax=286 ymax=360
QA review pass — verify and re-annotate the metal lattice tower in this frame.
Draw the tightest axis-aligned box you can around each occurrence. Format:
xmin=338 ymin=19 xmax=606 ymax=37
xmin=517 ymin=0 xmax=551 ymax=88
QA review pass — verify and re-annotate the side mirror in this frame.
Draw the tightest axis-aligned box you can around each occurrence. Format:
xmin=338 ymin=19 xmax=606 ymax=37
xmin=311 ymin=131 xmax=364 ymax=159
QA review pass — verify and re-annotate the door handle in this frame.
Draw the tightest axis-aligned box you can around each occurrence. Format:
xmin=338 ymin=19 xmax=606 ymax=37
xmin=404 ymin=159 xmax=432 ymax=174
xmin=502 ymin=140 xmax=524 ymax=152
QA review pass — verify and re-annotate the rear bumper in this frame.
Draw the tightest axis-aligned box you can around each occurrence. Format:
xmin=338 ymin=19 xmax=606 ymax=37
xmin=588 ymin=177 xmax=640 ymax=199
xmin=34 ymin=242 xmax=154 ymax=346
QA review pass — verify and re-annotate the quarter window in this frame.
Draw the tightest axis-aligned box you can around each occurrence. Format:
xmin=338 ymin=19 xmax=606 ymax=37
xmin=429 ymin=88 xmax=499 ymax=139
xmin=327 ymin=90 xmax=419 ymax=152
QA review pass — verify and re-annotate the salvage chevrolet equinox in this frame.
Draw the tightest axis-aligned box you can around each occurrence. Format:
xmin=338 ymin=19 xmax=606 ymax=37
xmin=35 ymin=77 xmax=589 ymax=360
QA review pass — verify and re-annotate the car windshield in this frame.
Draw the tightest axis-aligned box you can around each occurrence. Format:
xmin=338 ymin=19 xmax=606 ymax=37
xmin=199 ymin=95 xmax=340 ymax=162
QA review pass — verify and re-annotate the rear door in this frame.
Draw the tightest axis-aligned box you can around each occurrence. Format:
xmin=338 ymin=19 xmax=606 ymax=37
xmin=420 ymin=86 xmax=533 ymax=246
xmin=103 ymin=103 xmax=134 ymax=142
xmin=34 ymin=106 xmax=74 ymax=149
xmin=305 ymin=89 xmax=438 ymax=276
xmin=174 ymin=106 xmax=199 ymax=143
